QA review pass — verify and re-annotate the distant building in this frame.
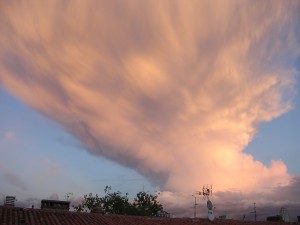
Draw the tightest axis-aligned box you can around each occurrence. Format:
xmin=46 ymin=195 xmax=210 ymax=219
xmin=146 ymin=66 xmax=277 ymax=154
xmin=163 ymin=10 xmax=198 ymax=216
xmin=266 ymin=215 xmax=282 ymax=222
xmin=266 ymin=207 xmax=290 ymax=222
xmin=219 ymin=215 xmax=227 ymax=220
xmin=158 ymin=211 xmax=170 ymax=218
xmin=91 ymin=206 xmax=105 ymax=214
xmin=41 ymin=199 xmax=70 ymax=211
xmin=279 ymin=207 xmax=289 ymax=222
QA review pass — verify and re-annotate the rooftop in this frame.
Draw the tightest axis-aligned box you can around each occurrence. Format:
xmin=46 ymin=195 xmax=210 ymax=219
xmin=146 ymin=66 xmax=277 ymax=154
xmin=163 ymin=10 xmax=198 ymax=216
xmin=0 ymin=206 xmax=291 ymax=225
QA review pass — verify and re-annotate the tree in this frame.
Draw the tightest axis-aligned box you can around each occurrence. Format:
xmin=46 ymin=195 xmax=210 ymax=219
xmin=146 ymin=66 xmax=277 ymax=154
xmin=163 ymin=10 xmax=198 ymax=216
xmin=74 ymin=186 xmax=167 ymax=217
xmin=101 ymin=186 xmax=131 ymax=214
xmin=73 ymin=192 xmax=102 ymax=212
xmin=133 ymin=191 xmax=164 ymax=216
xmin=74 ymin=186 xmax=131 ymax=214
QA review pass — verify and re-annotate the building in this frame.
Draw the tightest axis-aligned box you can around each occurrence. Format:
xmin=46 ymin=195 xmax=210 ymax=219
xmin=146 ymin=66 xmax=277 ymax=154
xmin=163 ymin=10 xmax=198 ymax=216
xmin=41 ymin=199 xmax=70 ymax=211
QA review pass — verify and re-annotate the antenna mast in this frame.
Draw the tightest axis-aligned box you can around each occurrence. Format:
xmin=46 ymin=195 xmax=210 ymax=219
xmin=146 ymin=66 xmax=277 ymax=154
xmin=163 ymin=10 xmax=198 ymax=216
xmin=195 ymin=184 xmax=212 ymax=200
xmin=195 ymin=184 xmax=214 ymax=221
xmin=65 ymin=192 xmax=73 ymax=201
xmin=251 ymin=202 xmax=257 ymax=221
xmin=254 ymin=203 xmax=257 ymax=221
xmin=191 ymin=195 xmax=198 ymax=218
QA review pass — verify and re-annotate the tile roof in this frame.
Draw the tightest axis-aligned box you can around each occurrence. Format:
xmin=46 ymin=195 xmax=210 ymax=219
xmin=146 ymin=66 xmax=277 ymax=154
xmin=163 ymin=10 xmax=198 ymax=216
xmin=0 ymin=206 xmax=288 ymax=225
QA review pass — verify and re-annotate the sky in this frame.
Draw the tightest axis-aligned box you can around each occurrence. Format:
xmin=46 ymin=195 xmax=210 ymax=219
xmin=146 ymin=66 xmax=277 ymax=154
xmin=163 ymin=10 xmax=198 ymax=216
xmin=0 ymin=0 xmax=300 ymax=221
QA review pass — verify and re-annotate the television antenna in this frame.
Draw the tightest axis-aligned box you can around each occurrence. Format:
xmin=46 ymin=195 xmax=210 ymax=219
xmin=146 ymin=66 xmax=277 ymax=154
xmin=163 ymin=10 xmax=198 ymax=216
xmin=195 ymin=184 xmax=212 ymax=200
xmin=195 ymin=184 xmax=214 ymax=221
xmin=65 ymin=193 xmax=73 ymax=201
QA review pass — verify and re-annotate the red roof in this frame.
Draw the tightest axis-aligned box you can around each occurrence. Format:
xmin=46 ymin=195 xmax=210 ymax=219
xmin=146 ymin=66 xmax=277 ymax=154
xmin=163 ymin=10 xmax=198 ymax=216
xmin=0 ymin=206 xmax=287 ymax=225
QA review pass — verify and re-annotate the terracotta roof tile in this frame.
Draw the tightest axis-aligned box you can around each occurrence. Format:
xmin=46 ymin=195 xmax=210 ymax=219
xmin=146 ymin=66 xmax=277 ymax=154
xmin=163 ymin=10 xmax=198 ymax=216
xmin=0 ymin=206 xmax=290 ymax=225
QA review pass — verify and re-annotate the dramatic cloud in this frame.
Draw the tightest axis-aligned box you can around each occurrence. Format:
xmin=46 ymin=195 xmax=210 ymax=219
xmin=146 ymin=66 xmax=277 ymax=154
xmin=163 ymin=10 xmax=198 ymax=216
xmin=0 ymin=0 xmax=300 ymax=213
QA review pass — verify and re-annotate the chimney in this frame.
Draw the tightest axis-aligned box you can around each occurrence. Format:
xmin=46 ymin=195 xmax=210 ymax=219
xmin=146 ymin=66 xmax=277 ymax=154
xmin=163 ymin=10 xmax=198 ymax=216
xmin=5 ymin=196 xmax=16 ymax=207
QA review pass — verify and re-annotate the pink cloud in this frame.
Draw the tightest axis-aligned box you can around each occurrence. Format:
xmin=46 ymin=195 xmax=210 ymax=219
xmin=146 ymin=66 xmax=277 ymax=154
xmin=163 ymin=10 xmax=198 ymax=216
xmin=0 ymin=0 xmax=299 ymax=213
xmin=3 ymin=131 xmax=14 ymax=140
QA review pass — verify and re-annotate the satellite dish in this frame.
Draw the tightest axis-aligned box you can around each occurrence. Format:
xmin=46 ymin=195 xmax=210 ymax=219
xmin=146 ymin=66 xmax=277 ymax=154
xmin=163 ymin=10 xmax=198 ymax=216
xmin=207 ymin=200 xmax=213 ymax=210
xmin=208 ymin=210 xmax=215 ymax=221
xmin=207 ymin=200 xmax=215 ymax=221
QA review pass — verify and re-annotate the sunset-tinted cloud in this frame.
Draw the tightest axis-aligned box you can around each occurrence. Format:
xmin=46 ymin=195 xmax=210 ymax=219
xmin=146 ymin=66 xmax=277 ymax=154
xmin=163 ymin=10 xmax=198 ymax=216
xmin=0 ymin=0 xmax=299 ymax=209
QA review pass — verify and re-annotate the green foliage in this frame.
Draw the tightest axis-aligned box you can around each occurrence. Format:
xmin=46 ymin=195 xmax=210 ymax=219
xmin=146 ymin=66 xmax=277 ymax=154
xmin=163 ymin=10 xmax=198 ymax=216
xmin=101 ymin=186 xmax=131 ymax=214
xmin=73 ymin=192 xmax=101 ymax=212
xmin=83 ymin=193 xmax=102 ymax=210
xmin=74 ymin=186 xmax=166 ymax=217
xmin=133 ymin=191 xmax=163 ymax=216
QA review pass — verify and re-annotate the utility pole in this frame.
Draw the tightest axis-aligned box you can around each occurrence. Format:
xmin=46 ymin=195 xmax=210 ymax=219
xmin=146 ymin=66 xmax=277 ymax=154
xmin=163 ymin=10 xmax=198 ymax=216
xmin=192 ymin=195 xmax=198 ymax=218
xmin=253 ymin=203 xmax=257 ymax=221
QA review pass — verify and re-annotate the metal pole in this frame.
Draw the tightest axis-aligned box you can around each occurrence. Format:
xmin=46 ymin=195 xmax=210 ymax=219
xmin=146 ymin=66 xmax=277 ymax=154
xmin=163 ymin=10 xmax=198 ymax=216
xmin=194 ymin=196 xmax=196 ymax=218
xmin=254 ymin=203 xmax=257 ymax=221
xmin=192 ymin=195 xmax=197 ymax=218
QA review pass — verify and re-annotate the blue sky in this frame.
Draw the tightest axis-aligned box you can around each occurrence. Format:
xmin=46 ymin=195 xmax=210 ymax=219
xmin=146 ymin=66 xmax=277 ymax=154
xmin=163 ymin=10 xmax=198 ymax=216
xmin=245 ymin=76 xmax=300 ymax=175
xmin=0 ymin=86 xmax=154 ymax=201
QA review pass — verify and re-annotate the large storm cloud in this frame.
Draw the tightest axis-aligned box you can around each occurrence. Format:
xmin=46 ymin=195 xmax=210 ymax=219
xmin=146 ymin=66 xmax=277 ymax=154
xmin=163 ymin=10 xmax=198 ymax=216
xmin=0 ymin=1 xmax=299 ymax=212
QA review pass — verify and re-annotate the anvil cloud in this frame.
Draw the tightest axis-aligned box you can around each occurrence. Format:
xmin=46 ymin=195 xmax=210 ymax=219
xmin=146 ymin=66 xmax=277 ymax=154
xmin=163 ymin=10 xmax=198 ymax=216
xmin=0 ymin=0 xmax=299 ymax=199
